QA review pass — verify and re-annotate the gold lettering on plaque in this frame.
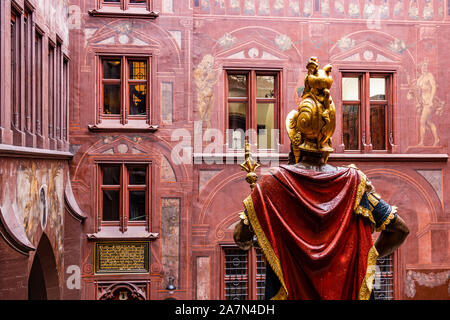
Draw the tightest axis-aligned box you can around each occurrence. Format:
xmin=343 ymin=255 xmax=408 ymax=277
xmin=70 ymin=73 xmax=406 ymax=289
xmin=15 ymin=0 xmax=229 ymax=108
xmin=95 ymin=242 xmax=149 ymax=273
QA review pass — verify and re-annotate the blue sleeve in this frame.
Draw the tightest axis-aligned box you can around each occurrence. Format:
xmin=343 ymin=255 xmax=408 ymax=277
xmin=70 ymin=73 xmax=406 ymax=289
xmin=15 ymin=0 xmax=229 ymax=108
xmin=359 ymin=192 xmax=396 ymax=231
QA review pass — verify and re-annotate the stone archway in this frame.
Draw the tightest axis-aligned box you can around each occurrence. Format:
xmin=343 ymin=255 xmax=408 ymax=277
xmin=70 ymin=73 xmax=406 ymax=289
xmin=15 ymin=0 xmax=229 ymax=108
xmin=28 ymin=234 xmax=60 ymax=300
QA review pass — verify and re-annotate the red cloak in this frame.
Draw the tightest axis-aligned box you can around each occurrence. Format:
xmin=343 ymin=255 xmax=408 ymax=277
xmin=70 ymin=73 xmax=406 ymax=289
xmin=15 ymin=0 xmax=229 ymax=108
xmin=243 ymin=165 xmax=378 ymax=300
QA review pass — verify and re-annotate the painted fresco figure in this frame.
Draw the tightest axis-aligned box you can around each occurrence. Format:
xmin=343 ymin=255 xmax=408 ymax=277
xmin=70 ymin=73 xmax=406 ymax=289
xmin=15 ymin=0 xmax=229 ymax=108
xmin=234 ymin=58 xmax=409 ymax=300
xmin=194 ymin=55 xmax=218 ymax=128
xmin=407 ymin=61 xmax=443 ymax=146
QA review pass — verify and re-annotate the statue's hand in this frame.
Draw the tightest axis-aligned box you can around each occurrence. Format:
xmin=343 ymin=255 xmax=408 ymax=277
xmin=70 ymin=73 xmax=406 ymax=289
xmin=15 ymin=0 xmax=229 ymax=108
xmin=233 ymin=220 xmax=254 ymax=251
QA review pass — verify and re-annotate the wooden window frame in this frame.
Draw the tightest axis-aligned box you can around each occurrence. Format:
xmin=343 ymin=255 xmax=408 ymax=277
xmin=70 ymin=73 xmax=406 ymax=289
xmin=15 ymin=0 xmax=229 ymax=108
xmin=10 ymin=9 xmax=20 ymax=130
xmin=24 ymin=8 xmax=32 ymax=136
xmin=341 ymin=72 xmax=394 ymax=153
xmin=225 ymin=69 xmax=281 ymax=150
xmin=34 ymin=30 xmax=43 ymax=137
xmin=220 ymin=245 xmax=266 ymax=300
xmin=99 ymin=0 xmax=151 ymax=11
xmin=55 ymin=40 xmax=62 ymax=143
xmin=98 ymin=55 xmax=151 ymax=125
xmin=342 ymin=72 xmax=362 ymax=151
xmin=48 ymin=42 xmax=55 ymax=145
xmin=63 ymin=56 xmax=69 ymax=142
xmin=97 ymin=162 xmax=151 ymax=232
xmin=6 ymin=2 xmax=67 ymax=150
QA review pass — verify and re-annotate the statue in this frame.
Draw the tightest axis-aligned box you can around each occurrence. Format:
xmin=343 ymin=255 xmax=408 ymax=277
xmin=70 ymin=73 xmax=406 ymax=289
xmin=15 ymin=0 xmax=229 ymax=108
xmin=290 ymin=57 xmax=336 ymax=163
xmin=234 ymin=57 xmax=409 ymax=300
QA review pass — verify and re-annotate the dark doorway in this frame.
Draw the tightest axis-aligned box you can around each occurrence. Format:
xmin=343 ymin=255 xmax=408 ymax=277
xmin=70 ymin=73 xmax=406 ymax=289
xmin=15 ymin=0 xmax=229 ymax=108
xmin=28 ymin=234 xmax=60 ymax=300
xmin=28 ymin=255 xmax=47 ymax=299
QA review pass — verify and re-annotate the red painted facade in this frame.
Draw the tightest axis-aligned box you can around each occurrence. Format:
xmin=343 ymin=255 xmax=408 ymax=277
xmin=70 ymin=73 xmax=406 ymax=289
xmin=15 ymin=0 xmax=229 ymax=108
xmin=0 ymin=0 xmax=449 ymax=300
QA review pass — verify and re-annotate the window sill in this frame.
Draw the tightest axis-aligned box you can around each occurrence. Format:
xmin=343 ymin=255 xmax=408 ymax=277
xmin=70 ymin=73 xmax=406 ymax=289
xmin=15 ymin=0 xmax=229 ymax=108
xmin=330 ymin=153 xmax=448 ymax=162
xmin=87 ymin=226 xmax=159 ymax=241
xmin=193 ymin=152 xmax=284 ymax=163
xmin=88 ymin=7 xmax=159 ymax=19
xmin=88 ymin=122 xmax=158 ymax=133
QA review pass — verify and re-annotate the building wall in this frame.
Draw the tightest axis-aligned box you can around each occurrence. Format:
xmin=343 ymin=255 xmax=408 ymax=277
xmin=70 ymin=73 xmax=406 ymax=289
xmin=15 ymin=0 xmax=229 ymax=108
xmin=66 ymin=0 xmax=192 ymax=300
xmin=0 ymin=0 xmax=84 ymax=300
xmin=58 ymin=0 xmax=450 ymax=300
xmin=188 ymin=0 xmax=450 ymax=300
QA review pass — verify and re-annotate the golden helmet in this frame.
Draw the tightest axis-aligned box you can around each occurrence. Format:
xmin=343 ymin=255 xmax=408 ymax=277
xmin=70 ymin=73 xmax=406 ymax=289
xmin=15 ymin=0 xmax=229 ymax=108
xmin=287 ymin=57 xmax=336 ymax=163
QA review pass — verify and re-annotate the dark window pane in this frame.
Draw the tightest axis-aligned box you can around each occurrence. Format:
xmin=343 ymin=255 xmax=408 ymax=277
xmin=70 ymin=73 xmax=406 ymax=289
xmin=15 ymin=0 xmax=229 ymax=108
xmin=103 ymin=190 xmax=120 ymax=221
xmin=102 ymin=166 xmax=121 ymax=185
xmin=129 ymin=84 xmax=147 ymax=115
xmin=257 ymin=103 xmax=275 ymax=149
xmin=103 ymin=60 xmax=121 ymax=79
xmin=130 ymin=0 xmax=146 ymax=3
xmin=129 ymin=191 xmax=146 ymax=221
xmin=256 ymin=76 xmax=275 ymax=98
xmin=103 ymin=0 xmax=121 ymax=2
xmin=228 ymin=75 xmax=248 ymax=98
xmin=129 ymin=61 xmax=147 ymax=80
xmin=370 ymin=105 xmax=386 ymax=150
xmin=103 ymin=84 xmax=121 ymax=114
xmin=224 ymin=248 xmax=248 ymax=300
xmin=343 ymin=105 xmax=359 ymax=150
xmin=129 ymin=166 xmax=146 ymax=185
xmin=370 ymin=78 xmax=386 ymax=100
xmin=228 ymin=102 xmax=246 ymax=148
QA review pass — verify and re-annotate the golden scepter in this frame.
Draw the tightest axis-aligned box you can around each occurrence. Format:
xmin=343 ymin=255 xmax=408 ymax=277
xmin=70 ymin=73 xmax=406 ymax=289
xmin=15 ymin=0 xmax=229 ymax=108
xmin=237 ymin=140 xmax=260 ymax=227
xmin=240 ymin=140 xmax=260 ymax=190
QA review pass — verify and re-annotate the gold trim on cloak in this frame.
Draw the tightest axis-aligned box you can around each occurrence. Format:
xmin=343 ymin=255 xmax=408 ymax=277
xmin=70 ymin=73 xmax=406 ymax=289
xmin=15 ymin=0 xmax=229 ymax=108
xmin=352 ymin=169 xmax=380 ymax=300
xmin=243 ymin=195 xmax=288 ymax=300
xmin=358 ymin=245 xmax=379 ymax=300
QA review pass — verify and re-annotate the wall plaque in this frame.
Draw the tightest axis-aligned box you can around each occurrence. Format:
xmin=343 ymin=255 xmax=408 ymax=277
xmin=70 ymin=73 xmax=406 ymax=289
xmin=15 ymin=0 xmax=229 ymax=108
xmin=95 ymin=241 xmax=150 ymax=274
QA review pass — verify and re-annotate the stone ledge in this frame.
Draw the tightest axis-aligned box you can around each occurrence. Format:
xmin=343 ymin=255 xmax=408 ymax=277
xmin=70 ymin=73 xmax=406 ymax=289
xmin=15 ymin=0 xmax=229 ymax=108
xmin=88 ymin=124 xmax=158 ymax=133
xmin=87 ymin=226 xmax=159 ymax=241
xmin=192 ymin=152 xmax=449 ymax=163
xmin=0 ymin=144 xmax=73 ymax=160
